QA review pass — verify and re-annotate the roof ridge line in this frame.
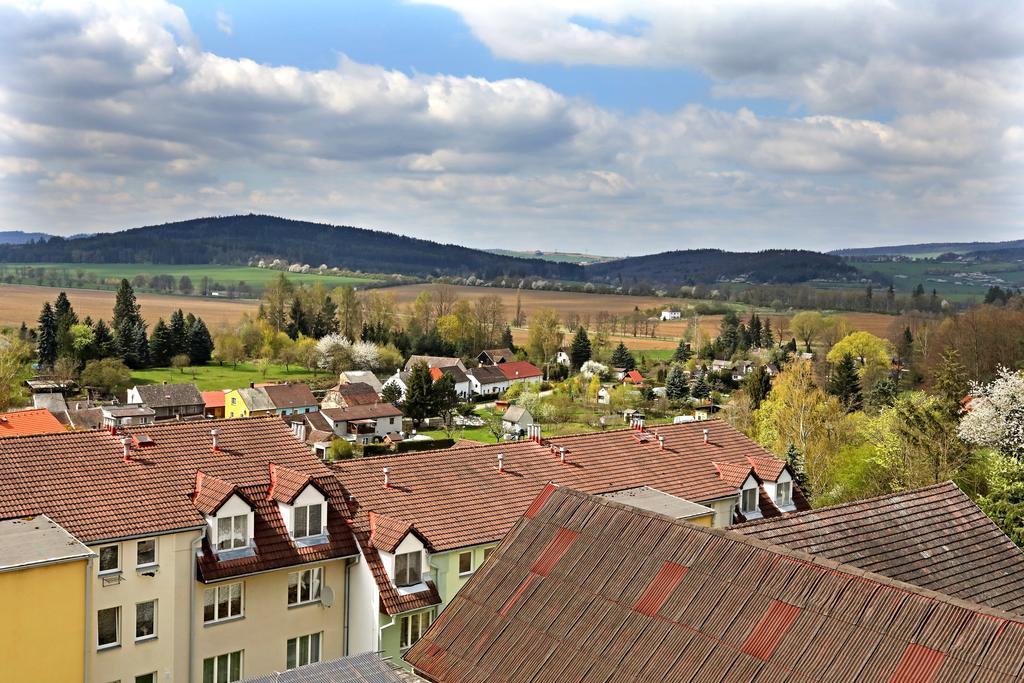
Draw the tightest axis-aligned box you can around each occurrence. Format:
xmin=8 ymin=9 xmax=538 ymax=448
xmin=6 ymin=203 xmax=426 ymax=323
xmin=559 ymin=486 xmax=1024 ymax=625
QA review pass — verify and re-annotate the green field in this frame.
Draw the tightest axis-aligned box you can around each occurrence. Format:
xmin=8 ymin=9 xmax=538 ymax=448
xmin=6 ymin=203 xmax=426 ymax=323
xmin=132 ymin=362 xmax=318 ymax=391
xmin=851 ymin=258 xmax=1024 ymax=298
xmin=0 ymin=263 xmax=385 ymax=296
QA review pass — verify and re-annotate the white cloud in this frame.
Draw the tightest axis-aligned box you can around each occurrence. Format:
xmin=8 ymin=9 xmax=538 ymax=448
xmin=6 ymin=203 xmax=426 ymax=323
xmin=0 ymin=0 xmax=1019 ymax=250
xmin=215 ymin=9 xmax=232 ymax=36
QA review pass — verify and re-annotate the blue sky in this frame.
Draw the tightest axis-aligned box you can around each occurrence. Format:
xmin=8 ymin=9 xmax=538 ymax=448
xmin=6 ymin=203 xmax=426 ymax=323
xmin=0 ymin=1 xmax=1021 ymax=253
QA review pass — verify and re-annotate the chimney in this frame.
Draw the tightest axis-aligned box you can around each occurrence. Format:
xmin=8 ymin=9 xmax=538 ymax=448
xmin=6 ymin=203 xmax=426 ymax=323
xmin=249 ymin=382 xmax=255 ymax=389
xmin=497 ymin=453 xmax=504 ymax=473
xmin=210 ymin=428 xmax=219 ymax=452
xmin=383 ymin=467 xmax=390 ymax=489
xmin=559 ymin=447 xmax=567 ymax=463
xmin=658 ymin=434 xmax=665 ymax=450
xmin=703 ymin=428 xmax=709 ymax=444
xmin=121 ymin=437 xmax=132 ymax=463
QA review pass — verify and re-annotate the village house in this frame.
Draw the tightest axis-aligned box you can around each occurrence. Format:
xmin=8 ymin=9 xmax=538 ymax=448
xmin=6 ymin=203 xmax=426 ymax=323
xmin=0 ymin=418 xmax=359 ymax=683
xmin=284 ymin=412 xmax=338 ymax=458
xmin=380 ymin=372 xmax=410 ymax=402
xmin=429 ymin=366 xmax=470 ymax=400
xmin=0 ymin=407 xmax=67 ymax=437
xmin=320 ymin=404 xmax=403 ymax=444
xmin=622 ymin=369 xmax=645 ymax=387
xmin=554 ymin=349 xmax=571 ymax=367
xmin=202 ymin=390 xmax=227 ymax=419
xmin=224 ymin=386 xmax=277 ymax=419
xmin=465 ymin=365 xmax=509 ymax=396
xmin=501 ymin=405 xmax=533 ymax=434
xmin=322 ymin=382 xmax=382 ymax=409
xmin=405 ymin=485 xmax=1024 ymax=680
xmin=403 ymin=355 xmax=466 ymax=373
xmin=660 ymin=308 xmax=682 ymax=320
xmin=127 ymin=383 xmax=205 ymax=421
xmin=101 ymin=405 xmax=156 ymax=429
xmin=262 ymin=383 xmax=318 ymax=416
xmin=476 ymin=348 xmax=515 ymax=366
xmin=338 ymin=370 xmax=384 ymax=394
xmin=497 ymin=360 xmax=543 ymax=386
xmin=328 ymin=420 xmax=807 ymax=662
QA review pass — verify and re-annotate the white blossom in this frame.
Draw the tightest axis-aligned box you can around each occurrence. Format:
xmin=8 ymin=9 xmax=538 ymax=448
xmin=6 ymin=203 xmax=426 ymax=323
xmin=315 ymin=334 xmax=352 ymax=371
xmin=350 ymin=341 xmax=380 ymax=370
xmin=958 ymin=366 xmax=1024 ymax=458
xmin=579 ymin=360 xmax=609 ymax=379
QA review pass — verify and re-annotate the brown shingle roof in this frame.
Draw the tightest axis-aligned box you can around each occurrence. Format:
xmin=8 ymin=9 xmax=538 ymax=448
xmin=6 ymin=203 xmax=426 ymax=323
xmin=735 ymin=481 xmax=1024 ymax=615
xmin=480 ymin=348 xmax=515 ymax=364
xmin=262 ymin=383 xmax=317 ymax=410
xmin=405 ymin=486 xmax=1024 ymax=681
xmin=331 ymin=421 xmax=798 ymax=554
xmin=0 ymin=418 xmax=359 ymax=578
xmin=322 ymin=404 xmax=402 ymax=422
xmin=336 ymin=382 xmax=381 ymax=406
xmin=133 ymin=383 xmax=204 ymax=408
xmin=466 ymin=366 xmax=506 ymax=384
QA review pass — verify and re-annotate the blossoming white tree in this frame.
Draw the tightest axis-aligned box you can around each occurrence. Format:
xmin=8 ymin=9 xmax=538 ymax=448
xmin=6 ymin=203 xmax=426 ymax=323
xmin=958 ymin=367 xmax=1024 ymax=459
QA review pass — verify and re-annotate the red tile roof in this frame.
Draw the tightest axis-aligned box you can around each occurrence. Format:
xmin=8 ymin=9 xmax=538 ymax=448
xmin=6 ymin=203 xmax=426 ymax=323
xmin=369 ymin=511 xmax=422 ymax=554
xmin=713 ymin=461 xmax=756 ymax=488
xmin=192 ymin=471 xmax=237 ymax=516
xmin=331 ymin=421 xmax=799 ymax=554
xmin=623 ymin=369 xmax=644 ymax=384
xmin=497 ymin=361 xmax=542 ymax=380
xmin=267 ymin=463 xmax=317 ymax=504
xmin=0 ymin=408 xmax=66 ymax=437
xmin=262 ymin=383 xmax=317 ymax=410
xmin=201 ymin=391 xmax=226 ymax=409
xmin=428 ymin=367 xmax=443 ymax=382
xmin=405 ymin=486 xmax=1024 ymax=681
xmin=0 ymin=417 xmax=358 ymax=579
xmin=735 ymin=481 xmax=1024 ymax=615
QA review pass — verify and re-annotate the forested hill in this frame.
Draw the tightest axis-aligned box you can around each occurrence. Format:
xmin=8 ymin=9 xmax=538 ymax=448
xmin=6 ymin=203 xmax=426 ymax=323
xmin=832 ymin=238 xmax=1024 ymax=257
xmin=0 ymin=215 xmax=582 ymax=280
xmin=585 ymin=248 xmax=857 ymax=286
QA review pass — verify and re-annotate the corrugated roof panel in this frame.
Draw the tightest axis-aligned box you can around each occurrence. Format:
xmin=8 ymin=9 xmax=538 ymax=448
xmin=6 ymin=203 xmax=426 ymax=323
xmin=633 ymin=561 xmax=689 ymax=616
xmin=740 ymin=600 xmax=802 ymax=661
xmin=499 ymin=573 xmax=537 ymax=617
xmin=887 ymin=643 xmax=946 ymax=683
xmin=531 ymin=527 xmax=579 ymax=576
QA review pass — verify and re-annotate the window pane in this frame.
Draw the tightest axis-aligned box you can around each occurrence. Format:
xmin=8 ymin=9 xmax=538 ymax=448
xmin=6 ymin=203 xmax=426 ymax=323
xmin=311 ymin=632 xmax=321 ymax=663
xmin=233 ymin=515 xmax=247 ymax=548
xmin=484 ymin=547 xmax=494 ymax=560
xmin=287 ymin=638 xmax=297 ymax=669
xmin=98 ymin=607 xmax=119 ymax=646
xmin=311 ymin=568 xmax=322 ymax=601
xmin=300 ymin=570 xmax=311 ymax=602
xmin=136 ymin=601 xmax=155 ymax=638
xmin=459 ymin=552 xmax=472 ymax=574
xmin=218 ymin=585 xmax=229 ymax=620
xmin=204 ymin=589 xmax=216 ymax=623
xmin=396 ymin=553 xmax=408 ymax=584
xmin=218 ymin=517 xmax=231 ymax=550
xmin=99 ymin=545 xmax=119 ymax=572
xmin=137 ymin=539 xmax=156 ymax=566
xmin=288 ymin=572 xmax=298 ymax=604
xmin=229 ymin=583 xmax=243 ymax=617
xmin=136 ymin=675 xmax=155 ymax=683
xmin=217 ymin=654 xmax=228 ymax=683
xmin=308 ymin=505 xmax=321 ymax=536
xmin=299 ymin=634 xmax=310 ymax=666
xmin=400 ymin=616 xmax=410 ymax=648
xmin=229 ymin=651 xmax=241 ymax=681
xmin=204 ymin=657 xmax=215 ymax=683
xmin=295 ymin=506 xmax=308 ymax=537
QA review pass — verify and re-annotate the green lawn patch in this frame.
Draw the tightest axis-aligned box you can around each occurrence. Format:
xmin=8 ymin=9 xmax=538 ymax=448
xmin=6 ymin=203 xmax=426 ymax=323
xmin=132 ymin=362 xmax=318 ymax=391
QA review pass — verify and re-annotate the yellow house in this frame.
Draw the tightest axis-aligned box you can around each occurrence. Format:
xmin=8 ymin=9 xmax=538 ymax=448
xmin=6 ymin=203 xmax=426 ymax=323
xmin=0 ymin=515 xmax=94 ymax=683
xmin=224 ymin=386 xmax=276 ymax=419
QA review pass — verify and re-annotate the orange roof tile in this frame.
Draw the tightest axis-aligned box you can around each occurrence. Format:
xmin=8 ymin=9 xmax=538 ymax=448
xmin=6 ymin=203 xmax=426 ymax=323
xmin=201 ymin=391 xmax=226 ymax=409
xmin=0 ymin=408 xmax=66 ymax=437
xmin=497 ymin=361 xmax=542 ymax=380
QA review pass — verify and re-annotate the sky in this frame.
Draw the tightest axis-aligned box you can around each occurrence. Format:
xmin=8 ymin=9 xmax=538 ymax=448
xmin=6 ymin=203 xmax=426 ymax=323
xmin=0 ymin=1 xmax=1021 ymax=255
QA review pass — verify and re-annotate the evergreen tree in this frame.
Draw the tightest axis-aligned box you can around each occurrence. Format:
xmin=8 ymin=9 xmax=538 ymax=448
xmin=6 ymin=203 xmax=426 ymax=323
xmin=311 ymin=296 xmax=338 ymax=339
xmin=569 ymin=327 xmax=592 ymax=370
xmin=501 ymin=325 xmax=515 ymax=352
xmin=188 ymin=318 xmax=214 ymax=365
xmin=148 ymin=318 xmax=173 ymax=367
xmin=896 ymin=326 xmax=914 ymax=364
xmin=828 ymin=352 xmax=863 ymax=412
xmin=381 ymin=381 xmax=403 ymax=405
xmin=717 ymin=311 xmax=740 ymax=357
xmin=112 ymin=279 xmax=148 ymax=367
xmin=402 ymin=361 xmax=435 ymax=428
xmin=286 ymin=298 xmax=308 ymax=340
xmin=611 ymin=342 xmax=635 ymax=371
xmin=672 ymin=338 xmax=692 ymax=363
xmin=785 ymin=444 xmax=808 ymax=491
xmin=113 ymin=279 xmax=141 ymax=330
xmin=746 ymin=364 xmax=772 ymax=409
xmin=665 ymin=365 xmax=689 ymax=401
xmin=786 ymin=338 xmax=798 ymax=353
xmin=169 ymin=309 xmax=188 ymax=357
xmin=763 ymin=318 xmax=774 ymax=347
xmin=93 ymin=319 xmax=115 ymax=358
xmin=53 ymin=291 xmax=78 ymax=358
xmin=691 ymin=376 xmax=711 ymax=399
xmin=749 ymin=314 xmax=763 ymax=348
xmin=933 ymin=346 xmax=968 ymax=411
xmin=18 ymin=322 xmax=28 ymax=342
xmin=36 ymin=302 xmax=58 ymax=368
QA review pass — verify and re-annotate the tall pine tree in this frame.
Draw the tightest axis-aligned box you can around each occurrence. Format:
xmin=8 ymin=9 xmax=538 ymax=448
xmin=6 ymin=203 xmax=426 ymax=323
xmin=665 ymin=365 xmax=689 ymax=401
xmin=828 ymin=353 xmax=863 ymax=412
xmin=611 ymin=342 xmax=635 ymax=371
xmin=188 ymin=318 xmax=214 ymax=365
xmin=93 ymin=319 xmax=115 ymax=358
xmin=672 ymin=338 xmax=692 ymax=363
xmin=54 ymin=291 xmax=78 ymax=358
xmin=501 ymin=325 xmax=515 ymax=352
xmin=169 ymin=309 xmax=188 ymax=357
xmin=569 ymin=327 xmax=592 ymax=370
xmin=148 ymin=319 xmax=173 ymax=367
xmin=402 ymin=361 xmax=435 ymax=428
xmin=36 ymin=302 xmax=58 ymax=368
xmin=112 ymin=280 xmax=148 ymax=368
xmin=746 ymin=364 xmax=772 ymax=409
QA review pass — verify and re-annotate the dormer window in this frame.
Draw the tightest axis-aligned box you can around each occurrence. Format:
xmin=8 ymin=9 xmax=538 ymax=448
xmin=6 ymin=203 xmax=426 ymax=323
xmin=395 ymin=550 xmax=422 ymax=587
xmin=776 ymin=481 xmax=792 ymax=506
xmin=741 ymin=487 xmax=758 ymax=514
xmin=217 ymin=514 xmax=248 ymax=551
xmin=294 ymin=503 xmax=323 ymax=539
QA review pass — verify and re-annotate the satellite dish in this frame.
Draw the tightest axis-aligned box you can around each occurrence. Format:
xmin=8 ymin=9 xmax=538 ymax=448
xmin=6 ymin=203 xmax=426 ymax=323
xmin=321 ymin=585 xmax=335 ymax=608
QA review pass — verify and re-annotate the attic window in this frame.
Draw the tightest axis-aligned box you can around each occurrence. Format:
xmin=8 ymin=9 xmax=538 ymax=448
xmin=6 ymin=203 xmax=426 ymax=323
xmin=776 ymin=481 xmax=792 ymax=506
xmin=395 ymin=551 xmax=422 ymax=587
xmin=741 ymin=487 xmax=758 ymax=513
xmin=217 ymin=515 xmax=248 ymax=551
xmin=133 ymin=434 xmax=155 ymax=447
xmin=294 ymin=503 xmax=323 ymax=539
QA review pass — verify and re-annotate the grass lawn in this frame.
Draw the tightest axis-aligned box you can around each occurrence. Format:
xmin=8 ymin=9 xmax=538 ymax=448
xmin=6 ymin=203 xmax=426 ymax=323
xmin=131 ymin=362 xmax=318 ymax=391
xmin=634 ymin=349 xmax=675 ymax=362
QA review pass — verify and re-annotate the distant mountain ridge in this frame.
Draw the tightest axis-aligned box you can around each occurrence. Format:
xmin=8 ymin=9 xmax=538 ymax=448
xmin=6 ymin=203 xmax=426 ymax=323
xmin=0 ymin=230 xmax=55 ymax=244
xmin=833 ymin=238 xmax=1024 ymax=257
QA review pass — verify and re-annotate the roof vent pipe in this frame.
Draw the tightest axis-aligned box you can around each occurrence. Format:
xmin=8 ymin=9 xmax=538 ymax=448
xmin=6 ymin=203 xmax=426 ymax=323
xmin=383 ymin=467 xmax=390 ymax=489
xmin=210 ymin=428 xmax=219 ymax=452
xmin=703 ymin=428 xmax=709 ymax=444
xmin=121 ymin=437 xmax=132 ymax=463
xmin=559 ymin=447 xmax=566 ymax=463
xmin=658 ymin=435 xmax=665 ymax=450
xmin=497 ymin=453 xmax=504 ymax=474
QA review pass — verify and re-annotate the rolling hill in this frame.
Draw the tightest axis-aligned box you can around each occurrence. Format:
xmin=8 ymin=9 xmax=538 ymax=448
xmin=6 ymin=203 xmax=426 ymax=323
xmin=833 ymin=238 xmax=1024 ymax=258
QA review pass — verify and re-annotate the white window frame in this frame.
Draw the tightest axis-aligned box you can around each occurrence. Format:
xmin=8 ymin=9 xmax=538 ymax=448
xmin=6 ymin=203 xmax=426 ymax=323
xmin=98 ymin=544 xmax=120 ymax=575
xmin=458 ymin=551 xmax=473 ymax=576
xmin=136 ymin=539 xmax=157 ymax=568
xmin=202 ymin=650 xmax=243 ymax=683
xmin=741 ymin=487 xmax=758 ymax=513
xmin=776 ymin=481 xmax=792 ymax=506
xmin=217 ymin=514 xmax=248 ymax=551
xmin=287 ymin=567 xmax=323 ymax=607
xmin=286 ymin=632 xmax=322 ymax=670
xmin=483 ymin=546 xmax=495 ymax=561
xmin=135 ymin=600 xmax=157 ymax=641
xmin=97 ymin=606 xmax=121 ymax=650
xmin=293 ymin=503 xmax=323 ymax=539
xmin=204 ymin=582 xmax=244 ymax=624
xmin=400 ymin=611 xmax=432 ymax=650
xmin=395 ymin=550 xmax=422 ymax=587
